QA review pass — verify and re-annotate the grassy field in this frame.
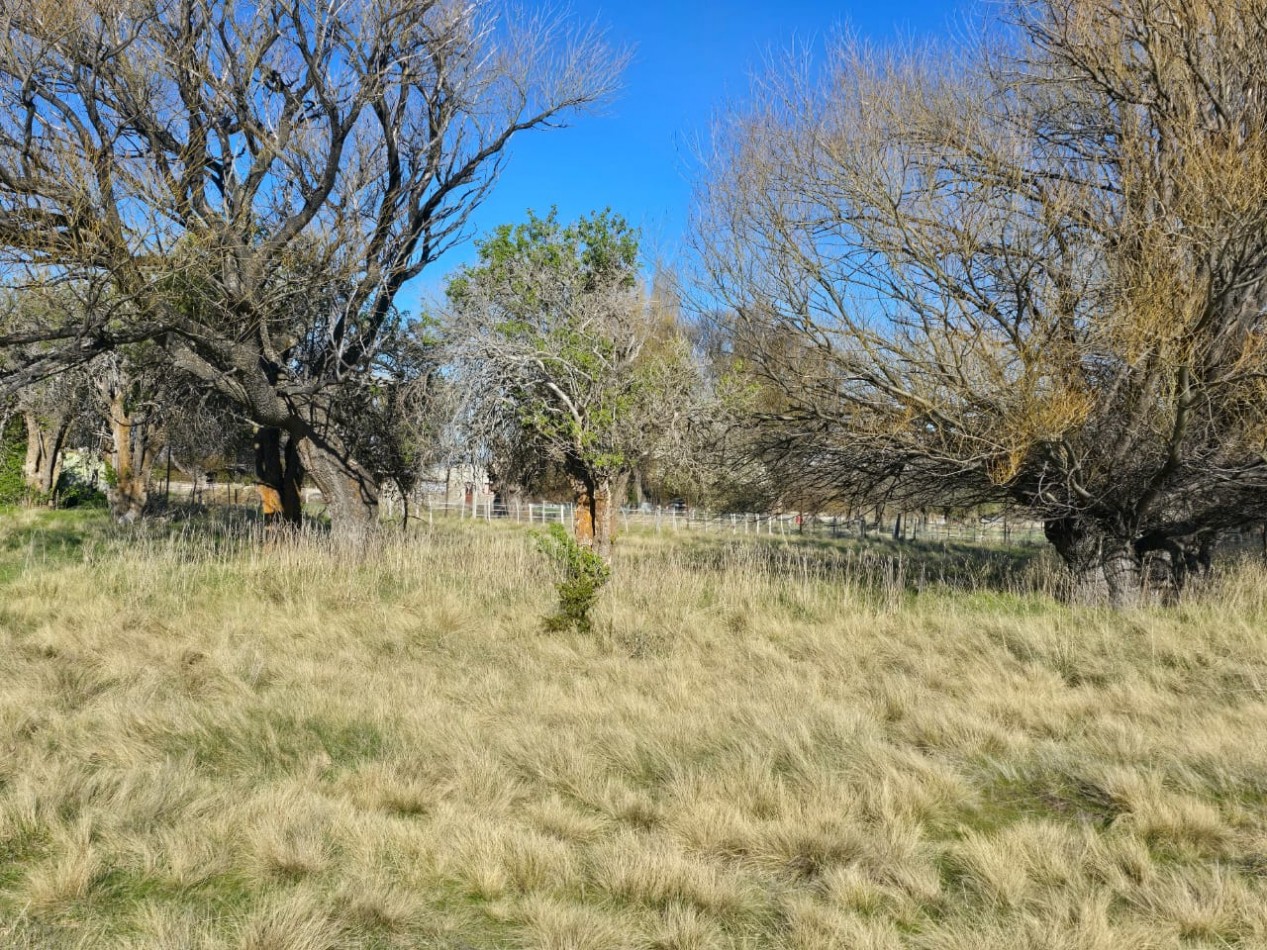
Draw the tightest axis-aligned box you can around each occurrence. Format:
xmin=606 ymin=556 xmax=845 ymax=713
xmin=1 ymin=510 xmax=1267 ymax=948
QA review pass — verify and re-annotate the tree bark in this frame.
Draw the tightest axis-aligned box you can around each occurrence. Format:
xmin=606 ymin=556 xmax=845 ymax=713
xmin=22 ymin=411 xmax=69 ymax=503
xmin=570 ymin=468 xmax=629 ymax=561
xmin=254 ymin=426 xmax=285 ymax=524
xmin=1044 ymin=517 xmax=1142 ymax=607
xmin=254 ymin=427 xmax=305 ymax=528
xmin=106 ymin=388 xmax=156 ymax=523
xmin=294 ymin=418 xmax=378 ymax=539
xmin=572 ymin=472 xmax=596 ymax=549
xmin=281 ymin=432 xmax=305 ymax=525
xmin=494 ymin=484 xmax=525 ymax=519
xmin=1137 ymin=530 xmax=1217 ymax=600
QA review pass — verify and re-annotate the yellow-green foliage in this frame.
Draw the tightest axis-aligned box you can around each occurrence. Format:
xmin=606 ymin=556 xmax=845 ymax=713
xmin=1 ymin=510 xmax=1266 ymax=947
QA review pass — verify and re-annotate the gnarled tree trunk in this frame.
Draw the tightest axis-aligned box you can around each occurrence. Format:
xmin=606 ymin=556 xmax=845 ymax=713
xmin=293 ymin=404 xmax=378 ymax=539
xmin=1137 ymin=530 xmax=1217 ymax=601
xmin=22 ymin=410 xmax=70 ymax=503
xmin=1044 ymin=517 xmax=1142 ymax=607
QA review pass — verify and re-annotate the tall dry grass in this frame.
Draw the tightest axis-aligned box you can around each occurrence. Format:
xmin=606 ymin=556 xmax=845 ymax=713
xmin=0 ymin=509 xmax=1266 ymax=948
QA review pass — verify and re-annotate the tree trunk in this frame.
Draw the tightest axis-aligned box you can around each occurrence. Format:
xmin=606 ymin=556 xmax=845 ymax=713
xmin=572 ymin=472 xmax=596 ymax=549
xmin=595 ymin=473 xmax=629 ymax=560
xmin=489 ymin=465 xmax=526 ymax=520
xmin=294 ymin=413 xmax=378 ymax=539
xmin=1044 ymin=517 xmax=1141 ymax=607
xmin=1138 ymin=530 xmax=1217 ymax=601
xmin=570 ymin=469 xmax=629 ymax=561
xmin=106 ymin=388 xmax=156 ymax=523
xmin=22 ymin=411 xmax=69 ymax=503
xmin=254 ymin=427 xmax=305 ymax=528
xmin=281 ymin=432 xmax=305 ymax=525
xmin=254 ymin=426 xmax=285 ymax=524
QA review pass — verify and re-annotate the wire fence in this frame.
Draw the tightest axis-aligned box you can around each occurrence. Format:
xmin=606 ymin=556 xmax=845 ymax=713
xmin=155 ymin=481 xmax=1267 ymax=556
xmin=403 ymin=496 xmax=1049 ymax=547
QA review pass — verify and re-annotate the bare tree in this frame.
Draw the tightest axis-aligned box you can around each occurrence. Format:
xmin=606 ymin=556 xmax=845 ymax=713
xmin=0 ymin=0 xmax=623 ymax=536
xmin=691 ymin=0 xmax=1267 ymax=604
xmin=446 ymin=210 xmax=701 ymax=558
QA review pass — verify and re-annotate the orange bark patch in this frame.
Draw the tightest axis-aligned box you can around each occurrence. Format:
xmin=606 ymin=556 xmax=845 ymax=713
xmin=258 ymin=485 xmax=284 ymax=517
xmin=574 ymin=490 xmax=595 ymax=548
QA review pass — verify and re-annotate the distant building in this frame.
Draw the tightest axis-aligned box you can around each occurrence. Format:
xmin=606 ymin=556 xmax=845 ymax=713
xmin=416 ymin=464 xmax=494 ymax=507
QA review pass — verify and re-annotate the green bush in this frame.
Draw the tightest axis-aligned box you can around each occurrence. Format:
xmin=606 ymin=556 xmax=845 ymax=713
xmin=0 ymin=419 xmax=30 ymax=507
xmin=534 ymin=523 xmax=611 ymax=632
xmin=55 ymin=470 xmax=108 ymax=509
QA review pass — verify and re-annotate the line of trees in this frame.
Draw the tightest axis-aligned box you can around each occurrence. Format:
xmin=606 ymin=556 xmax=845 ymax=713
xmin=1 ymin=0 xmax=1265 ymax=608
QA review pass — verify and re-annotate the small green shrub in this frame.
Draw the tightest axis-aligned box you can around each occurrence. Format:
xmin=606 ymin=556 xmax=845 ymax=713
xmin=0 ymin=419 xmax=30 ymax=507
xmin=55 ymin=470 xmax=108 ymax=509
xmin=534 ymin=523 xmax=611 ymax=632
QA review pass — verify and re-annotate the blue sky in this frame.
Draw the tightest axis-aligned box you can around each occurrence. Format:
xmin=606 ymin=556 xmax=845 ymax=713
xmin=404 ymin=0 xmax=975 ymax=312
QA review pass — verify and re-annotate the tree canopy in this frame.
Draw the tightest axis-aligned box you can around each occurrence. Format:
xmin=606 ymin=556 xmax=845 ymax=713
xmin=446 ymin=209 xmax=700 ymax=556
xmin=691 ymin=0 xmax=1267 ymax=603
xmin=0 ymin=0 xmax=623 ymax=533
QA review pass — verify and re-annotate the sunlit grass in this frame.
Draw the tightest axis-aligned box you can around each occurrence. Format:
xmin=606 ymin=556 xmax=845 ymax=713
xmin=0 ymin=508 xmax=1265 ymax=947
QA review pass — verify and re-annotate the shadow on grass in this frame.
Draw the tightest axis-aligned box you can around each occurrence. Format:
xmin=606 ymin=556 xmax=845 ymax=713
xmin=0 ymin=504 xmax=1059 ymax=601
xmin=660 ymin=530 xmax=1057 ymax=598
xmin=0 ymin=508 xmax=104 ymax=585
xmin=0 ymin=504 xmax=341 ymax=586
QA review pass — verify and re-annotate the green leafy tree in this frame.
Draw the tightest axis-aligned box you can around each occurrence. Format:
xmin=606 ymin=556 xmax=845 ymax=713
xmin=0 ymin=415 xmax=28 ymax=507
xmin=446 ymin=210 xmax=701 ymax=558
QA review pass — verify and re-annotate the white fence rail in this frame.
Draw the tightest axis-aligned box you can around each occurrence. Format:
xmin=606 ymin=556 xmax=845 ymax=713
xmin=131 ymin=477 xmax=1267 ymax=557
xmin=161 ymin=479 xmax=1048 ymax=547
xmin=404 ymin=496 xmax=1048 ymax=546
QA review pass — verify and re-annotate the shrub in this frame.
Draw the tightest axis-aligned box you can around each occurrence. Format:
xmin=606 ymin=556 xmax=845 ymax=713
xmin=0 ymin=418 xmax=30 ymax=507
xmin=534 ymin=523 xmax=611 ymax=632
xmin=55 ymin=470 xmax=108 ymax=509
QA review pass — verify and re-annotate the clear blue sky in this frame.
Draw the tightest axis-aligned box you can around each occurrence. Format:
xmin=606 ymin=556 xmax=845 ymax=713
xmin=404 ymin=0 xmax=975 ymax=312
